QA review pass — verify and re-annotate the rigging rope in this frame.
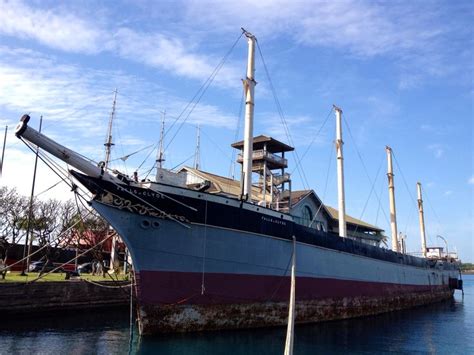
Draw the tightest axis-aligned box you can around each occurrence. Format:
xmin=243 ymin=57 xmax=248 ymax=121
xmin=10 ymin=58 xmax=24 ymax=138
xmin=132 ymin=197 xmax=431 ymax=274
xmin=309 ymin=144 xmax=334 ymax=228
xmin=164 ymin=32 xmax=244 ymax=150
xmin=256 ymin=40 xmax=310 ymax=190
xmin=291 ymin=106 xmax=334 ymax=175
xmin=229 ymin=87 xmax=246 ymax=179
xmin=352 ymin=153 xmax=385 ymax=237
xmin=341 ymin=114 xmax=391 ymax=228
xmin=134 ymin=32 xmax=244 ymax=174
xmin=392 ymin=151 xmax=421 ymax=238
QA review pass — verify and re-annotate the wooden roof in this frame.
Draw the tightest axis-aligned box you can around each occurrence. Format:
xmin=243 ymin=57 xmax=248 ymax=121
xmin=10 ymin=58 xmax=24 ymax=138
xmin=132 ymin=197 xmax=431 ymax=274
xmin=289 ymin=190 xmax=384 ymax=232
xmin=180 ymin=167 xmax=270 ymax=201
xmin=324 ymin=205 xmax=384 ymax=232
xmin=231 ymin=135 xmax=294 ymax=153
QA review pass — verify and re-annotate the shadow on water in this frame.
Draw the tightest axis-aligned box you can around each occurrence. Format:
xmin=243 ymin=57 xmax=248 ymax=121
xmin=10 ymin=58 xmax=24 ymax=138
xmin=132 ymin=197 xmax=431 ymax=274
xmin=0 ymin=283 xmax=471 ymax=355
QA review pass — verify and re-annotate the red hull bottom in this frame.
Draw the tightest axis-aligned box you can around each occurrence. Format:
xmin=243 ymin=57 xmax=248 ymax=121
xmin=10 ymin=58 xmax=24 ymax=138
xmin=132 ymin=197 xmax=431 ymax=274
xmin=134 ymin=271 xmax=453 ymax=334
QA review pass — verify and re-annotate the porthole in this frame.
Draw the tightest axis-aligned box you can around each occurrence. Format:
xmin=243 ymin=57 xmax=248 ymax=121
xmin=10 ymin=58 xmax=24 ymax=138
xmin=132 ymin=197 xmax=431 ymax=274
xmin=152 ymin=221 xmax=160 ymax=228
xmin=140 ymin=220 xmax=151 ymax=229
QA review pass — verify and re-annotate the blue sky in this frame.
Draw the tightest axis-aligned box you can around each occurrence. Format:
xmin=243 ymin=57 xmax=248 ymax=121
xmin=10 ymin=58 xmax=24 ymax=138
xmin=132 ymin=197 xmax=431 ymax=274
xmin=0 ymin=0 xmax=472 ymax=261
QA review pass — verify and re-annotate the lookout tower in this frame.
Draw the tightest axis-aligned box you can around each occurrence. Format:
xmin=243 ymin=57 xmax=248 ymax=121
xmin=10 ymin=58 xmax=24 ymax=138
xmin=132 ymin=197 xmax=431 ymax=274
xmin=231 ymin=135 xmax=294 ymax=209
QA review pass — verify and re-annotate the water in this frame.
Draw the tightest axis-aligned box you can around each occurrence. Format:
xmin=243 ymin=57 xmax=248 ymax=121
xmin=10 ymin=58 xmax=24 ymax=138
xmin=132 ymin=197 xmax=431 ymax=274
xmin=1 ymin=275 xmax=473 ymax=354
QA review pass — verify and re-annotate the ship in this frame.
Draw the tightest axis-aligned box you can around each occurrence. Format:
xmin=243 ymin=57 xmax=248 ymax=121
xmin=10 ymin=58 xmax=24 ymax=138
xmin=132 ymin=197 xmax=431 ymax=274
xmin=15 ymin=30 xmax=462 ymax=335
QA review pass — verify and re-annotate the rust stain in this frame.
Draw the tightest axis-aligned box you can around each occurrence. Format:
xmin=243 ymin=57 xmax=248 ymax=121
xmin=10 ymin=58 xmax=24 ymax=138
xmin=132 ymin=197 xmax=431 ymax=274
xmin=137 ymin=289 xmax=454 ymax=334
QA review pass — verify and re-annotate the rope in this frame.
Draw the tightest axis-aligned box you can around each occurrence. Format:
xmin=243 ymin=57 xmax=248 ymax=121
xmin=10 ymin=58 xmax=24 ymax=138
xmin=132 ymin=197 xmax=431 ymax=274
xmin=2 ymin=210 xmax=93 ymax=272
xmin=422 ymin=185 xmax=443 ymax=244
xmin=229 ymin=87 xmax=246 ymax=179
xmin=128 ymin=271 xmax=135 ymax=355
xmin=341 ymin=114 xmax=391 ymax=227
xmin=309 ymin=144 xmax=334 ymax=228
xmin=201 ymin=199 xmax=208 ymax=295
xmin=164 ymin=32 xmax=244 ymax=150
xmin=26 ymin=234 xmax=113 ymax=284
xmin=352 ymin=154 xmax=385 ymax=236
xmin=392 ymin=151 xmax=421 ymax=238
xmin=81 ymin=278 xmax=133 ymax=289
xmin=291 ymin=106 xmax=334 ymax=175
xmin=256 ymin=40 xmax=310 ymax=189
xmin=135 ymin=32 xmax=244 ymax=173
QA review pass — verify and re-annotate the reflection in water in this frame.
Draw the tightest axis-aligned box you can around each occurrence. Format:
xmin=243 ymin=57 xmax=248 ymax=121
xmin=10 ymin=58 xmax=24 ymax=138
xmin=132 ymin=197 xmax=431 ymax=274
xmin=1 ymin=277 xmax=472 ymax=355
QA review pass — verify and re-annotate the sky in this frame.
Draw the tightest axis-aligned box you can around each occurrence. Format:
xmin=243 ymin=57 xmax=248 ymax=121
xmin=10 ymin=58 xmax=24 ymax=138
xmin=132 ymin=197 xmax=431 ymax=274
xmin=0 ymin=0 xmax=472 ymax=261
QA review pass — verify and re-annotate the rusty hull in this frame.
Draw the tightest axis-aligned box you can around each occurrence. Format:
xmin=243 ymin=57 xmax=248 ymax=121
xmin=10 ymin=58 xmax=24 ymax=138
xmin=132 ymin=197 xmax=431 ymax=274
xmin=136 ymin=289 xmax=453 ymax=334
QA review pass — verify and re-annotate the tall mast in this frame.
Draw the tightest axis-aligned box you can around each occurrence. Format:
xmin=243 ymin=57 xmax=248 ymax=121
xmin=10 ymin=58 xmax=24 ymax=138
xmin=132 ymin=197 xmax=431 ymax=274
xmin=0 ymin=125 xmax=7 ymax=176
xmin=334 ymin=106 xmax=347 ymax=238
xmin=194 ymin=124 xmax=201 ymax=170
xmin=242 ymin=29 xmax=256 ymax=201
xmin=156 ymin=110 xmax=166 ymax=169
xmin=386 ymin=146 xmax=399 ymax=252
xmin=417 ymin=182 xmax=427 ymax=257
xmin=104 ymin=89 xmax=117 ymax=171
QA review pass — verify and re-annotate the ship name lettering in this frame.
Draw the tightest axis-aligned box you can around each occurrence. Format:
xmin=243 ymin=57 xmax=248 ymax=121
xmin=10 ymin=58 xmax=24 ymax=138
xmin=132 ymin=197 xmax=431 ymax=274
xmin=116 ymin=186 xmax=163 ymax=199
xmin=261 ymin=216 xmax=286 ymax=226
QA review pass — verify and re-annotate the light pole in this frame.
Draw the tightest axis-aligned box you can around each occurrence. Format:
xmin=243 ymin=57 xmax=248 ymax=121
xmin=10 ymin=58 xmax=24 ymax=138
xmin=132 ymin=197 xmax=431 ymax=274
xmin=436 ymin=235 xmax=448 ymax=258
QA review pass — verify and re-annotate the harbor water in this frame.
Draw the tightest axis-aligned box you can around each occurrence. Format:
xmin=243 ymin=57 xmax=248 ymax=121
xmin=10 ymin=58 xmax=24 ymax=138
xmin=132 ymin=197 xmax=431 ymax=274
xmin=1 ymin=275 xmax=472 ymax=354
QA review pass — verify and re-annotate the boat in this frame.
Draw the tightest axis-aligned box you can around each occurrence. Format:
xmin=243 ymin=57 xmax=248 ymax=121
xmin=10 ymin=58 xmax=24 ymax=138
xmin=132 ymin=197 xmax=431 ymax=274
xmin=15 ymin=30 xmax=462 ymax=334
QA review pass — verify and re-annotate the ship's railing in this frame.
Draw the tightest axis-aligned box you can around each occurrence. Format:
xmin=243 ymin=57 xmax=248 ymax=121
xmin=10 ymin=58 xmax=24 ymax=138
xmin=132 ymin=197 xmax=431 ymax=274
xmin=237 ymin=150 xmax=287 ymax=166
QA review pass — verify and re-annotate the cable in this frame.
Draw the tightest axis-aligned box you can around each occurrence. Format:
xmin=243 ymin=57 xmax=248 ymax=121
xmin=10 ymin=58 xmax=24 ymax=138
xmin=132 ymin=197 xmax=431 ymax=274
xmin=341 ymin=114 xmax=391 ymax=227
xmin=352 ymin=154 xmax=385 ymax=236
xmin=256 ymin=40 xmax=310 ymax=189
xmin=291 ymin=106 xmax=334 ymax=175
xmin=135 ymin=32 xmax=244 ymax=173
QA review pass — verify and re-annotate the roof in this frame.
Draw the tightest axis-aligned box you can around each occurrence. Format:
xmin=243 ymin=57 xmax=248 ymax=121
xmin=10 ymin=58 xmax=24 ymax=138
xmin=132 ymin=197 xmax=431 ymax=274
xmin=289 ymin=190 xmax=314 ymax=206
xmin=325 ymin=205 xmax=383 ymax=232
xmin=231 ymin=135 xmax=294 ymax=153
xmin=288 ymin=190 xmax=383 ymax=232
xmin=180 ymin=166 xmax=270 ymax=201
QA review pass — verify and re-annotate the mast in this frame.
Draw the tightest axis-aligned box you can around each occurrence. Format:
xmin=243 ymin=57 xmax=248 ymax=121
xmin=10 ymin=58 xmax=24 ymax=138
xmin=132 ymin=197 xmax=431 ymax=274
xmin=104 ymin=89 xmax=118 ymax=272
xmin=386 ymin=146 xmax=399 ymax=252
xmin=334 ymin=106 xmax=347 ymax=238
xmin=194 ymin=124 xmax=201 ymax=170
xmin=104 ymin=89 xmax=117 ymax=171
xmin=0 ymin=125 xmax=7 ymax=176
xmin=156 ymin=110 xmax=166 ymax=169
xmin=417 ymin=182 xmax=427 ymax=257
xmin=241 ymin=29 xmax=256 ymax=201
xmin=24 ymin=116 xmax=43 ymax=273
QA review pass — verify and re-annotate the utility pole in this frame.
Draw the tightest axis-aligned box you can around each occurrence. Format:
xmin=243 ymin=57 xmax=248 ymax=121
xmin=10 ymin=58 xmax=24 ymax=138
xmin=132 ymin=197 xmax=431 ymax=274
xmin=0 ymin=125 xmax=7 ymax=177
xmin=417 ymin=182 xmax=427 ymax=257
xmin=22 ymin=116 xmax=42 ymax=275
xmin=386 ymin=146 xmax=399 ymax=252
xmin=194 ymin=124 xmax=201 ymax=170
xmin=334 ymin=106 xmax=347 ymax=238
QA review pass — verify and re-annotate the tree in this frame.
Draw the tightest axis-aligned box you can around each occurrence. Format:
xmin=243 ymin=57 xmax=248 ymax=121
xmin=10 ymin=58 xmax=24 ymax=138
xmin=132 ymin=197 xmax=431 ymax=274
xmin=0 ymin=187 xmax=29 ymax=264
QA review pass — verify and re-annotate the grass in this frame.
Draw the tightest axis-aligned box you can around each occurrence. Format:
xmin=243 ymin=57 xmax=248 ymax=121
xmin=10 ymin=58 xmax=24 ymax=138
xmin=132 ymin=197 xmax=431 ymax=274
xmin=0 ymin=271 xmax=128 ymax=283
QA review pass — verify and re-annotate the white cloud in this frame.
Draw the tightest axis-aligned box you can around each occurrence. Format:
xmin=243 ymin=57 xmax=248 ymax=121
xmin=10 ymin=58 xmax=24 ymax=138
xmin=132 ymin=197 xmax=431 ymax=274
xmin=427 ymin=144 xmax=445 ymax=159
xmin=0 ymin=146 xmax=76 ymax=201
xmin=114 ymin=28 xmax=241 ymax=88
xmin=469 ymin=176 xmax=474 ymax=185
xmin=0 ymin=0 xmax=108 ymax=54
xmin=444 ymin=190 xmax=453 ymax=196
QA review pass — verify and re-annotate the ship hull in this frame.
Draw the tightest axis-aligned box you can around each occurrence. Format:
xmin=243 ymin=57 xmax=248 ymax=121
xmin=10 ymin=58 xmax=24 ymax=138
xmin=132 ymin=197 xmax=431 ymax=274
xmin=91 ymin=196 xmax=458 ymax=334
